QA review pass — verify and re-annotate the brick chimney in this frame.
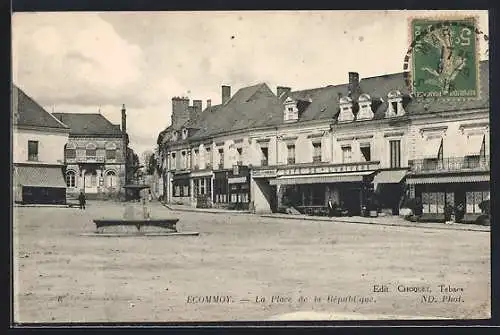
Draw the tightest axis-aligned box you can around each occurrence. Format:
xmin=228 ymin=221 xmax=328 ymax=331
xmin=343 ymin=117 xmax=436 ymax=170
xmin=171 ymin=97 xmax=190 ymax=128
xmin=222 ymin=85 xmax=231 ymax=105
xmin=348 ymin=72 xmax=360 ymax=101
xmin=193 ymin=100 xmax=202 ymax=114
xmin=277 ymin=86 xmax=291 ymax=98
xmin=206 ymin=99 xmax=212 ymax=109
xmin=121 ymin=104 xmax=127 ymax=134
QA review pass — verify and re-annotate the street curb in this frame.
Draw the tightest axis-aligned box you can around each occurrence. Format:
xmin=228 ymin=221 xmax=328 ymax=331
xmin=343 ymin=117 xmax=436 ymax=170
xmin=14 ymin=204 xmax=80 ymax=209
xmin=259 ymin=215 xmax=490 ymax=233
xmin=162 ymin=203 xmax=252 ymax=215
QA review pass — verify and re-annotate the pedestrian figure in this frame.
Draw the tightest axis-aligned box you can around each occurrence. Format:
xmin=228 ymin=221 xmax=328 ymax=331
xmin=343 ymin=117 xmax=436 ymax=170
xmin=78 ymin=191 xmax=86 ymax=210
xmin=327 ymin=198 xmax=337 ymax=217
xmin=148 ymin=189 xmax=153 ymax=202
xmin=142 ymin=197 xmax=150 ymax=220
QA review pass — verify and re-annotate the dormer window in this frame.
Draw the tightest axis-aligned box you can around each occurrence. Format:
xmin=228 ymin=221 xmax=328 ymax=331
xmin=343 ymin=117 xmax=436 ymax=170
xmin=338 ymin=96 xmax=354 ymax=123
xmin=386 ymin=90 xmax=405 ymax=118
xmin=182 ymin=128 xmax=189 ymax=139
xmin=172 ymin=131 xmax=179 ymax=141
xmin=356 ymin=94 xmax=374 ymax=120
xmin=283 ymin=97 xmax=299 ymax=122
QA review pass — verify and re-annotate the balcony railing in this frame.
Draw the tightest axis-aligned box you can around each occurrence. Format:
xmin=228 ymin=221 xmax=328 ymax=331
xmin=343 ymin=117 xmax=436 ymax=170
xmin=237 ymin=160 xmax=243 ymax=166
xmin=218 ymin=163 xmax=224 ymax=170
xmin=312 ymin=155 xmax=322 ymax=163
xmin=261 ymin=159 xmax=269 ymax=166
xmin=409 ymin=156 xmax=489 ymax=173
xmin=287 ymin=157 xmax=295 ymax=164
xmin=67 ymin=156 xmax=106 ymax=163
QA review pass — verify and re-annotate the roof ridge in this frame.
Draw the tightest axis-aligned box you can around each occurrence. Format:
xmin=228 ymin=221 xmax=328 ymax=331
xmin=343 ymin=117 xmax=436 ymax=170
xmin=48 ymin=112 xmax=70 ymax=128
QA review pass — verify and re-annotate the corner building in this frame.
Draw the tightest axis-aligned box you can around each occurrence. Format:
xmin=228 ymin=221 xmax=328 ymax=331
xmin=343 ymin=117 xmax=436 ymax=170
xmin=158 ymin=61 xmax=489 ymax=219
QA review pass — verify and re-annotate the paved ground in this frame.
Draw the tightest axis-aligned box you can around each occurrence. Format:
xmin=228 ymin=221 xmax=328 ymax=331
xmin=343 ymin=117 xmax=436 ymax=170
xmin=13 ymin=201 xmax=490 ymax=323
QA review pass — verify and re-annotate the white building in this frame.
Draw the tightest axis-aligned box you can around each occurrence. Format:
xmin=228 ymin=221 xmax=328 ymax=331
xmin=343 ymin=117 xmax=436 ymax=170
xmin=12 ymin=84 xmax=70 ymax=204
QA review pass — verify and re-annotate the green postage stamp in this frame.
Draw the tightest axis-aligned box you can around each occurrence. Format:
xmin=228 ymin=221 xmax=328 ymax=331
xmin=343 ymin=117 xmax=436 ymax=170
xmin=409 ymin=17 xmax=479 ymax=99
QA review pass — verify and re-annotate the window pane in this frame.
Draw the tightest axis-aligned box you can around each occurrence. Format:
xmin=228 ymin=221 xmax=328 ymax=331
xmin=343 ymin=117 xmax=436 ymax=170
xmin=28 ymin=141 xmax=38 ymax=160
xmin=466 ymin=192 xmax=474 ymax=213
xmin=360 ymin=145 xmax=371 ymax=161
xmin=436 ymin=192 xmax=445 ymax=213
xmin=422 ymin=192 xmax=430 ymax=213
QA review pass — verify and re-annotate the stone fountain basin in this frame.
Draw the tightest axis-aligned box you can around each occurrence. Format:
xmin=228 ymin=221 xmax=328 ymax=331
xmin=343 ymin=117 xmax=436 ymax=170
xmin=93 ymin=219 xmax=179 ymax=231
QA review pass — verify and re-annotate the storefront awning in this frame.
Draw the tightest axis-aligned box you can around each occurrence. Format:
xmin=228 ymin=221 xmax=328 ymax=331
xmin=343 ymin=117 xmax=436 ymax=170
xmin=14 ymin=165 xmax=67 ymax=188
xmin=406 ymin=173 xmax=489 ymax=185
xmin=269 ymin=171 xmax=374 ymax=186
xmin=422 ymin=138 xmax=442 ymax=159
xmin=172 ymin=173 xmax=190 ymax=181
xmin=465 ymin=135 xmax=484 ymax=156
xmin=373 ymin=170 xmax=408 ymax=184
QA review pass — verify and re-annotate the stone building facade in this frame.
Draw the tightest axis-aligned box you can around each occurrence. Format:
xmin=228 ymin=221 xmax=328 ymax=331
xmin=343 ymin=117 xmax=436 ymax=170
xmin=53 ymin=106 xmax=128 ymax=199
xmin=157 ymin=60 xmax=489 ymax=221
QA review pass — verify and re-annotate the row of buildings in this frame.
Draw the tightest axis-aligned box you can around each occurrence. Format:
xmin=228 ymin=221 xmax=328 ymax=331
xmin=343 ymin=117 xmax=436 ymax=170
xmin=157 ymin=61 xmax=490 ymax=221
xmin=12 ymin=84 xmax=135 ymax=204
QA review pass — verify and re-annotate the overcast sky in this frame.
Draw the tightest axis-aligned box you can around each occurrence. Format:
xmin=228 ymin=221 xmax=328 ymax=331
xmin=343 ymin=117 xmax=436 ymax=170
xmin=12 ymin=10 xmax=489 ymax=158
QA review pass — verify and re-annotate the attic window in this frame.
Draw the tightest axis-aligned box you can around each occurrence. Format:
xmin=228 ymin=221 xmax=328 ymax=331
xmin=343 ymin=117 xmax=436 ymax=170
xmin=338 ymin=96 xmax=354 ymax=123
xmin=356 ymin=94 xmax=374 ymax=121
xmin=172 ymin=131 xmax=179 ymax=141
xmin=386 ymin=90 xmax=405 ymax=118
xmin=284 ymin=97 xmax=298 ymax=122
xmin=182 ymin=128 xmax=188 ymax=139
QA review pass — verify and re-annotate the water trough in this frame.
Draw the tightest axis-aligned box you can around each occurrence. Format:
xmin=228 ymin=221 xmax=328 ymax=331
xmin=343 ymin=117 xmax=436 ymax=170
xmin=81 ymin=201 xmax=199 ymax=237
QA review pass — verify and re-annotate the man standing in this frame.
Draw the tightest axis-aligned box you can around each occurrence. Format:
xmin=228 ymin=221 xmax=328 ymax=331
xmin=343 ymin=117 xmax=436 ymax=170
xmin=78 ymin=191 xmax=86 ymax=210
xmin=328 ymin=197 xmax=336 ymax=218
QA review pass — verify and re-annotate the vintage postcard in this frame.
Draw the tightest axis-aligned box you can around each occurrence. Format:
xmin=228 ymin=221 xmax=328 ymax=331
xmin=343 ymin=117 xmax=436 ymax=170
xmin=11 ymin=10 xmax=490 ymax=324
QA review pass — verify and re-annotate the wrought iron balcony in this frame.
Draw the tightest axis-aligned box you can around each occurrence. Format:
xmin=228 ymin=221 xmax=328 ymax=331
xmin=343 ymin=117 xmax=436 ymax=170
xmin=261 ymin=159 xmax=269 ymax=166
xmin=287 ymin=157 xmax=295 ymax=164
xmin=67 ymin=156 xmax=106 ymax=163
xmin=237 ymin=160 xmax=243 ymax=166
xmin=409 ymin=156 xmax=489 ymax=173
xmin=312 ymin=155 xmax=322 ymax=163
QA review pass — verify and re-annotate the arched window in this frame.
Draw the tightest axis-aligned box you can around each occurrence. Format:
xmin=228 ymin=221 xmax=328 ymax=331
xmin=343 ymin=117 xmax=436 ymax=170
xmin=105 ymin=170 xmax=117 ymax=188
xmin=66 ymin=170 xmax=76 ymax=188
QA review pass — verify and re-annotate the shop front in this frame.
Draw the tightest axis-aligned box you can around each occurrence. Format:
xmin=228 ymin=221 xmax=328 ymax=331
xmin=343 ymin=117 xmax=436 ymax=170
xmin=213 ymin=170 xmax=229 ymax=207
xmin=171 ymin=172 xmax=191 ymax=205
xmin=270 ymin=163 xmax=378 ymax=216
xmin=406 ymin=172 xmax=490 ymax=223
xmin=14 ymin=163 xmax=67 ymax=205
xmin=227 ymin=165 xmax=251 ymax=210
xmin=192 ymin=170 xmax=213 ymax=208
xmin=372 ymin=168 xmax=409 ymax=215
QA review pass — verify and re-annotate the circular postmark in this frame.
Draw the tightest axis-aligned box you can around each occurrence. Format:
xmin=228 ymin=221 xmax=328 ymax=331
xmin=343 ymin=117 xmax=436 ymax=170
xmin=403 ymin=17 xmax=488 ymax=101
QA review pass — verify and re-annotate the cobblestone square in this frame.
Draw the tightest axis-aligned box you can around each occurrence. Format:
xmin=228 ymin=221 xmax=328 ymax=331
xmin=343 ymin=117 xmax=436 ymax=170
xmin=13 ymin=201 xmax=490 ymax=322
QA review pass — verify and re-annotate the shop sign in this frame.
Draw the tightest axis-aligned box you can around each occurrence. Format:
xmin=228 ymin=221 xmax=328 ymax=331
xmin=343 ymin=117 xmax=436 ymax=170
xmin=252 ymin=169 xmax=277 ymax=178
xmin=278 ymin=162 xmax=379 ymax=176
xmin=228 ymin=176 xmax=247 ymax=184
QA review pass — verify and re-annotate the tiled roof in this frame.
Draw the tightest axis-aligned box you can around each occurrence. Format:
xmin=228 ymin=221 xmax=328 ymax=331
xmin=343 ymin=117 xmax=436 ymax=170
xmin=359 ymin=72 xmax=410 ymax=99
xmin=52 ymin=113 xmax=123 ymax=136
xmin=290 ymin=84 xmax=350 ymax=122
xmin=187 ymin=83 xmax=276 ymax=140
xmin=13 ymin=85 xmax=69 ymax=130
xmin=162 ymin=60 xmax=489 ymax=145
